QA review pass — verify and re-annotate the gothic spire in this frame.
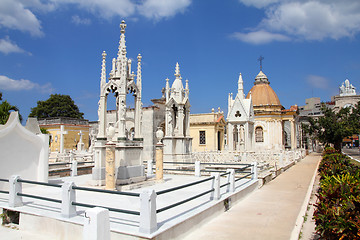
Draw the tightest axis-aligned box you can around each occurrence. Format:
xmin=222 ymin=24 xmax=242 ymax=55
xmin=137 ymin=54 xmax=142 ymax=94
xmin=238 ymin=73 xmax=244 ymax=99
xmin=118 ymin=20 xmax=127 ymax=59
xmin=175 ymin=62 xmax=181 ymax=79
xmin=100 ymin=51 xmax=107 ymax=88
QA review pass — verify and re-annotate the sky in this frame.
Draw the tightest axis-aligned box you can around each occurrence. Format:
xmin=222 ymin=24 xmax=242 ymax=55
xmin=1 ymin=0 xmax=360 ymax=122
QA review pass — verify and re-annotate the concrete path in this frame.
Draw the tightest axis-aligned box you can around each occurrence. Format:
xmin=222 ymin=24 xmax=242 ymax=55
xmin=183 ymin=153 xmax=321 ymax=240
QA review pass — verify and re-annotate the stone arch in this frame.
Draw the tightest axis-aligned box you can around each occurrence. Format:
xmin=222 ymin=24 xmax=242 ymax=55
xmin=255 ymin=126 xmax=264 ymax=142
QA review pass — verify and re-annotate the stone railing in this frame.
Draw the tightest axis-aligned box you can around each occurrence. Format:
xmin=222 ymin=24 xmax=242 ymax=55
xmin=38 ymin=117 xmax=89 ymax=126
xmin=170 ymin=149 xmax=307 ymax=173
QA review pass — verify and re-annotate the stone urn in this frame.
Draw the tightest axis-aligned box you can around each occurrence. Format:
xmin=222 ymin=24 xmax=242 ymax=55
xmin=156 ymin=127 xmax=164 ymax=144
xmin=107 ymin=126 xmax=116 ymax=143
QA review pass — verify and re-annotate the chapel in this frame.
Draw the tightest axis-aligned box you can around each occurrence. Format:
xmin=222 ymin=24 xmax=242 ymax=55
xmin=244 ymin=68 xmax=299 ymax=150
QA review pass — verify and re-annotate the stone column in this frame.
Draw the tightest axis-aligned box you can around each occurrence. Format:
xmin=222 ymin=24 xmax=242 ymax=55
xmin=98 ymin=95 xmax=107 ymax=139
xmin=185 ymin=108 xmax=191 ymax=137
xmin=227 ymin=124 xmax=234 ymax=151
xmin=117 ymin=95 xmax=127 ymax=140
xmin=134 ymin=95 xmax=142 ymax=140
xmin=290 ymin=119 xmax=296 ymax=150
xmin=155 ymin=144 xmax=164 ymax=180
xmin=105 ymin=143 xmax=116 ymax=190
xmin=178 ymin=106 xmax=184 ymax=137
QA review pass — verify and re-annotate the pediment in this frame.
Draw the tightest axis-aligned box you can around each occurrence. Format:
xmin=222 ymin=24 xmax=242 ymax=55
xmin=227 ymin=96 xmax=254 ymax=122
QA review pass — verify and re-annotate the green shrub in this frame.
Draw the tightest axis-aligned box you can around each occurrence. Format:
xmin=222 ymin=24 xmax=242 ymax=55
xmin=314 ymin=173 xmax=360 ymax=239
xmin=314 ymin=151 xmax=360 ymax=239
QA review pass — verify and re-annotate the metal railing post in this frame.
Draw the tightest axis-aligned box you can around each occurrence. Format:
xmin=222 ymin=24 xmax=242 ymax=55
xmin=210 ymin=172 xmax=220 ymax=200
xmin=227 ymin=169 xmax=235 ymax=192
xmin=251 ymin=162 xmax=258 ymax=180
xmin=9 ymin=175 xmax=23 ymax=207
xmin=147 ymin=160 xmax=153 ymax=178
xmin=71 ymin=160 xmax=78 ymax=177
xmin=61 ymin=181 xmax=76 ymax=217
xmin=83 ymin=207 xmax=110 ymax=240
xmin=195 ymin=161 xmax=201 ymax=177
xmin=139 ymin=189 xmax=157 ymax=234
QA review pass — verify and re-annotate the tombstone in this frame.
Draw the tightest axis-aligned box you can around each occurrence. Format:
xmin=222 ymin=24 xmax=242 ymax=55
xmin=163 ymin=63 xmax=193 ymax=161
xmin=77 ymin=130 xmax=85 ymax=152
xmin=93 ymin=20 xmax=145 ymax=185
xmin=0 ymin=112 xmax=49 ymax=190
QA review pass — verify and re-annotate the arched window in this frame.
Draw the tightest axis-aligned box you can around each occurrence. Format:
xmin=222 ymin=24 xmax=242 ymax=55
xmin=255 ymin=127 xmax=264 ymax=142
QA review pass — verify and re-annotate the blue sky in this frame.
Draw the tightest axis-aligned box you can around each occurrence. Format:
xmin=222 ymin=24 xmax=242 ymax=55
xmin=1 ymin=0 xmax=360 ymax=122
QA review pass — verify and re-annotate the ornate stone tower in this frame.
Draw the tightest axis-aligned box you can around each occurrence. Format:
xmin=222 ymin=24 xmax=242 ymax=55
xmin=93 ymin=20 xmax=144 ymax=185
xmin=163 ymin=63 xmax=192 ymax=161
xmin=227 ymin=73 xmax=255 ymax=152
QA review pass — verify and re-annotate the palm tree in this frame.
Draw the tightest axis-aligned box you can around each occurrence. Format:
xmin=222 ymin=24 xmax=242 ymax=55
xmin=0 ymin=100 xmax=22 ymax=124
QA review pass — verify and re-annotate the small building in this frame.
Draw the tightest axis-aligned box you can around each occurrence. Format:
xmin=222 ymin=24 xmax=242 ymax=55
xmin=38 ymin=117 xmax=90 ymax=153
xmin=190 ymin=108 xmax=226 ymax=152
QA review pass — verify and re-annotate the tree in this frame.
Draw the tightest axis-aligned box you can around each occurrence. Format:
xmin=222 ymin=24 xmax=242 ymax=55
xmin=0 ymin=93 xmax=22 ymax=124
xmin=29 ymin=94 xmax=84 ymax=119
xmin=303 ymin=102 xmax=359 ymax=151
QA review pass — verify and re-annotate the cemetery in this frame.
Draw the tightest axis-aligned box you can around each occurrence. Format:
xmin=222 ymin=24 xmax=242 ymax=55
xmin=0 ymin=20 xmax=308 ymax=239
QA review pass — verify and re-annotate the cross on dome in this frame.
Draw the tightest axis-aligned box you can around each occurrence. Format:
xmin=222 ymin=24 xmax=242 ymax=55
xmin=258 ymin=55 xmax=264 ymax=71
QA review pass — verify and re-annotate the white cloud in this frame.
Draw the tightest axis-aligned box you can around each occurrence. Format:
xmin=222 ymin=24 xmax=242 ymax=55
xmin=235 ymin=0 xmax=360 ymax=43
xmin=138 ymin=0 xmax=191 ymax=20
xmin=0 ymin=36 xmax=26 ymax=54
xmin=306 ymin=75 xmax=330 ymax=90
xmin=0 ymin=75 xmax=54 ymax=93
xmin=0 ymin=0 xmax=193 ymax=38
xmin=231 ymin=30 xmax=290 ymax=44
xmin=0 ymin=0 xmax=43 ymax=37
xmin=57 ymin=0 xmax=136 ymax=19
xmin=239 ymin=0 xmax=279 ymax=8
xmin=72 ymin=15 xmax=91 ymax=25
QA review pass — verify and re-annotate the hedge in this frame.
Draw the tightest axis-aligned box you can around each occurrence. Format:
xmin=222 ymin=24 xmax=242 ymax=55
xmin=314 ymin=147 xmax=360 ymax=239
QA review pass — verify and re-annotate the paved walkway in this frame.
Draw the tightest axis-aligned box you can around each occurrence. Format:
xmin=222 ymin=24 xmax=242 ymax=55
xmin=183 ymin=153 xmax=321 ymax=240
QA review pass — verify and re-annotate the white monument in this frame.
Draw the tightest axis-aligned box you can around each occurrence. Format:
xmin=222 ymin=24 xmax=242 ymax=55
xmin=163 ymin=63 xmax=192 ymax=161
xmin=340 ymin=79 xmax=356 ymax=96
xmin=93 ymin=20 xmax=145 ymax=185
xmin=227 ymin=73 xmax=255 ymax=151
xmin=0 ymin=112 xmax=49 ymax=189
xmin=77 ymin=130 xmax=85 ymax=152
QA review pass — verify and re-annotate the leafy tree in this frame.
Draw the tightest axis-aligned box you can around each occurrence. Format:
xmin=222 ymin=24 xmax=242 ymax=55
xmin=303 ymin=103 xmax=359 ymax=151
xmin=29 ymin=94 xmax=84 ymax=119
xmin=0 ymin=93 xmax=22 ymax=124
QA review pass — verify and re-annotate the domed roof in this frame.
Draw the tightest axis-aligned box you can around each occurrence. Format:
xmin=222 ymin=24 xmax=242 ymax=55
xmin=246 ymin=71 xmax=281 ymax=107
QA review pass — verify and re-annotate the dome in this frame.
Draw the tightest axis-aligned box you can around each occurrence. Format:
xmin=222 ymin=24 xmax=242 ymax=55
xmin=246 ymin=71 xmax=282 ymax=109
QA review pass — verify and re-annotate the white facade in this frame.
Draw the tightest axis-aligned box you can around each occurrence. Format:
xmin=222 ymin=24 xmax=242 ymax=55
xmin=227 ymin=73 xmax=255 ymax=152
xmin=163 ymin=63 xmax=192 ymax=161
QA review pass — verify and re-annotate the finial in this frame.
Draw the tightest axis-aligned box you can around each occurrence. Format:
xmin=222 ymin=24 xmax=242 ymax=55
xmin=175 ymin=62 xmax=181 ymax=78
xmin=212 ymin=108 xmax=215 ymax=113
xmin=137 ymin=53 xmax=142 ymax=62
xmin=102 ymin=51 xmax=107 ymax=59
xmin=120 ymin=20 xmax=126 ymax=34
xmin=166 ymin=78 xmax=169 ymax=83
xmin=218 ymin=107 xmax=221 ymax=112
xmin=185 ymin=79 xmax=189 ymax=89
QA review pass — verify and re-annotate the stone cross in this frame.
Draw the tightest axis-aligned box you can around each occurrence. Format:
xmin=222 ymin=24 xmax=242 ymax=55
xmin=57 ymin=125 xmax=68 ymax=153
xmin=77 ymin=130 xmax=84 ymax=152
